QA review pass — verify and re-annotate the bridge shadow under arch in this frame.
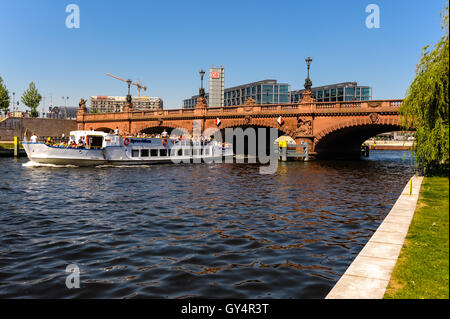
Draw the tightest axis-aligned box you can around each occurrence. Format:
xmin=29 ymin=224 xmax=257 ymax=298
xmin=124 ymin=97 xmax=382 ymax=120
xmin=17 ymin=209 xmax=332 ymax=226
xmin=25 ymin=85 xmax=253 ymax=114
xmin=314 ymin=123 xmax=403 ymax=159
xmin=139 ymin=126 xmax=180 ymax=136
xmin=95 ymin=127 xmax=114 ymax=133
xmin=212 ymin=125 xmax=286 ymax=157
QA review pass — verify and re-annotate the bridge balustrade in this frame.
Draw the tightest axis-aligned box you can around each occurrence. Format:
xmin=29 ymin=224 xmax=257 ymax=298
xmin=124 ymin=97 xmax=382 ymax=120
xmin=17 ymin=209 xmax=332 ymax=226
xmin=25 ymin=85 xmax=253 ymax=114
xmin=79 ymin=99 xmax=403 ymax=122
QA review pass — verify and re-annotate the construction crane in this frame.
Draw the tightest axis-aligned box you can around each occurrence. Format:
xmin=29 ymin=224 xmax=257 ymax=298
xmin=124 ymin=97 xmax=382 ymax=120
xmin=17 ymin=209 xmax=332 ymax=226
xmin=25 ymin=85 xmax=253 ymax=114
xmin=106 ymin=73 xmax=147 ymax=97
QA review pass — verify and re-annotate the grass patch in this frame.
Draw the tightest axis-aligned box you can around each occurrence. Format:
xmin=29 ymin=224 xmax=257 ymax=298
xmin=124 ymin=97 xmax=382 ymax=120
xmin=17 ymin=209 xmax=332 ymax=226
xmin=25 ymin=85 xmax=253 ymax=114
xmin=384 ymin=177 xmax=449 ymax=299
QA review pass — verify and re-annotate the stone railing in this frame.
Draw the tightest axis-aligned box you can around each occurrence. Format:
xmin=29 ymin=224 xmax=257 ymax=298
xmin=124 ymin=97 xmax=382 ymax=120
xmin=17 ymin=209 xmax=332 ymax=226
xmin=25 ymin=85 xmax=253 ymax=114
xmin=79 ymin=99 xmax=403 ymax=121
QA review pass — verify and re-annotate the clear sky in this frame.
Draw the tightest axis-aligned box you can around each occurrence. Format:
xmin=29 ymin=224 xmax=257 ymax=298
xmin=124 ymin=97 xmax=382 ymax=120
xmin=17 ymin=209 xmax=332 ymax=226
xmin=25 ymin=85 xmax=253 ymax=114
xmin=0 ymin=0 xmax=447 ymax=110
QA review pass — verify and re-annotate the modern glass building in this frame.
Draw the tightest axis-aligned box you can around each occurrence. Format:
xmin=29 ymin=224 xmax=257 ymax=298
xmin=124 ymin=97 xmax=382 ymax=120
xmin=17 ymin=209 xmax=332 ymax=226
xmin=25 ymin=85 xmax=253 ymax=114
xmin=290 ymin=82 xmax=372 ymax=103
xmin=183 ymin=80 xmax=372 ymax=108
xmin=183 ymin=79 xmax=290 ymax=108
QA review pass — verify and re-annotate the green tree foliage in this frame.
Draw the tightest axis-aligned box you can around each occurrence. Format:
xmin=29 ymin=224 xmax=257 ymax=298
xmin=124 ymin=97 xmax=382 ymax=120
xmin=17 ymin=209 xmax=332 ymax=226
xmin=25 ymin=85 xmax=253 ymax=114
xmin=21 ymin=82 xmax=42 ymax=118
xmin=400 ymin=6 xmax=449 ymax=176
xmin=0 ymin=76 xmax=10 ymax=115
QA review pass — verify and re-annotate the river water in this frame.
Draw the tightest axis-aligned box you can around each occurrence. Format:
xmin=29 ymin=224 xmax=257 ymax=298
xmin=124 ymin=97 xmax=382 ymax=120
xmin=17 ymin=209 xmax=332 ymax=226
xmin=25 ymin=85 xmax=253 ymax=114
xmin=0 ymin=151 xmax=415 ymax=298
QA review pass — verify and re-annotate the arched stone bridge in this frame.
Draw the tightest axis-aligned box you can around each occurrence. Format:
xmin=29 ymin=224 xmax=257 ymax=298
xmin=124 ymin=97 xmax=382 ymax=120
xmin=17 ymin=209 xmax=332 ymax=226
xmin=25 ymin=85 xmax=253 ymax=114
xmin=77 ymin=98 xmax=403 ymax=158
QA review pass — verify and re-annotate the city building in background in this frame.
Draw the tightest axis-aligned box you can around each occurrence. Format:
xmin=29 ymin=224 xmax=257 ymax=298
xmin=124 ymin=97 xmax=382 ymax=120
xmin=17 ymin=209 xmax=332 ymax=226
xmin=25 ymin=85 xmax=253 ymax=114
xmin=290 ymin=82 xmax=372 ymax=103
xmin=208 ymin=67 xmax=225 ymax=107
xmin=224 ymin=79 xmax=290 ymax=106
xmin=183 ymin=79 xmax=290 ymax=109
xmin=90 ymin=96 xmax=163 ymax=113
xmin=183 ymin=80 xmax=371 ymax=108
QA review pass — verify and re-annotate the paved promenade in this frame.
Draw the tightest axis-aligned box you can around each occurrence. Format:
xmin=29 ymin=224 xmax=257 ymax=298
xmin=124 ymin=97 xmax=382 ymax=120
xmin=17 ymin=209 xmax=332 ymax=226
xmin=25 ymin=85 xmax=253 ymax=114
xmin=326 ymin=175 xmax=424 ymax=299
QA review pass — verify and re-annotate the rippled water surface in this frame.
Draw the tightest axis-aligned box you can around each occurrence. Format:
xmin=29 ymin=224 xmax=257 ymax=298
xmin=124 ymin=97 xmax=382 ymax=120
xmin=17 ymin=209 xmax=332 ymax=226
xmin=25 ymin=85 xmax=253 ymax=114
xmin=0 ymin=151 xmax=415 ymax=298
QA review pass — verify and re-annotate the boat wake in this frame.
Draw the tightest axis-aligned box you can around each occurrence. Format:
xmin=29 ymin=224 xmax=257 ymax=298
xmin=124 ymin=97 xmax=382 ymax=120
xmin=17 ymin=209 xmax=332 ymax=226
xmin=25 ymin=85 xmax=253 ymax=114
xmin=22 ymin=161 xmax=79 ymax=168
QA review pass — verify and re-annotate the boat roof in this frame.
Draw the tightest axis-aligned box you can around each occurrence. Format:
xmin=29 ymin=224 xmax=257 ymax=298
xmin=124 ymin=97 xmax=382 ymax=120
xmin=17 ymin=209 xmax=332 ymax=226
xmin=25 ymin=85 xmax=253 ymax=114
xmin=70 ymin=130 xmax=111 ymax=137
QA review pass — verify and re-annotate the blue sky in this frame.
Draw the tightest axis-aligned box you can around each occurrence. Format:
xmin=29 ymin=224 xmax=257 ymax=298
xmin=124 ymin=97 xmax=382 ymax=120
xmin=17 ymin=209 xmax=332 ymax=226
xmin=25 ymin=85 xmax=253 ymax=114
xmin=0 ymin=0 xmax=447 ymax=110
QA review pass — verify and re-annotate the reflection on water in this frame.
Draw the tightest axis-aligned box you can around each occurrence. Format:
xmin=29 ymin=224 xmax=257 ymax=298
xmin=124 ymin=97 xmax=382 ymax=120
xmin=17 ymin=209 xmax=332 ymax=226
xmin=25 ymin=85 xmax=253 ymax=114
xmin=0 ymin=151 xmax=414 ymax=298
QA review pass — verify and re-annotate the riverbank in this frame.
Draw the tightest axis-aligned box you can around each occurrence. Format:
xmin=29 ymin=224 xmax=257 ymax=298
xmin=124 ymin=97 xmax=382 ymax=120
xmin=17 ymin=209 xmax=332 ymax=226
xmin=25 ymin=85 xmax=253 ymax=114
xmin=326 ymin=175 xmax=423 ymax=299
xmin=384 ymin=177 xmax=449 ymax=299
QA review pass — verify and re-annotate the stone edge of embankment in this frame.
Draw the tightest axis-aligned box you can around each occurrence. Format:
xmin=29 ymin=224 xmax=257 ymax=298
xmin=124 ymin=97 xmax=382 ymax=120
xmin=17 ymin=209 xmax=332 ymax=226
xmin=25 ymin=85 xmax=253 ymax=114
xmin=325 ymin=175 xmax=424 ymax=299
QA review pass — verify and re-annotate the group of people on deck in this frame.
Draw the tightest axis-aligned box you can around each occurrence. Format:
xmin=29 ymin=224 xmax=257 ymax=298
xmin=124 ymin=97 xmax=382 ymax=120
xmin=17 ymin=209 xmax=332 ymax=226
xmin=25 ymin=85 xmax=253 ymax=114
xmin=111 ymin=127 xmax=212 ymax=144
xmin=46 ymin=137 xmax=86 ymax=149
xmin=30 ymin=127 xmax=217 ymax=149
xmin=29 ymin=132 xmax=86 ymax=149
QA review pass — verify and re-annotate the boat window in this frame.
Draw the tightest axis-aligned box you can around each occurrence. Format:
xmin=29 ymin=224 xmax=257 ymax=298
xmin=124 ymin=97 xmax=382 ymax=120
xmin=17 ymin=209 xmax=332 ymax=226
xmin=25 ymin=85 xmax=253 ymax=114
xmin=160 ymin=149 xmax=168 ymax=156
xmin=184 ymin=149 xmax=191 ymax=156
xmin=88 ymin=136 xmax=104 ymax=149
xmin=178 ymin=149 xmax=182 ymax=156
xmin=131 ymin=149 xmax=139 ymax=157
xmin=150 ymin=149 xmax=158 ymax=157
xmin=141 ymin=149 xmax=149 ymax=157
xmin=203 ymin=148 xmax=209 ymax=156
xmin=193 ymin=149 xmax=200 ymax=156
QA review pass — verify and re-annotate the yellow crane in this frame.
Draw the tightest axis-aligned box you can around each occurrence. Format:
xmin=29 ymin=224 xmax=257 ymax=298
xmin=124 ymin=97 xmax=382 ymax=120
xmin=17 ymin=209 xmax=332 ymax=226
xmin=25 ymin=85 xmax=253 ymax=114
xmin=106 ymin=73 xmax=147 ymax=97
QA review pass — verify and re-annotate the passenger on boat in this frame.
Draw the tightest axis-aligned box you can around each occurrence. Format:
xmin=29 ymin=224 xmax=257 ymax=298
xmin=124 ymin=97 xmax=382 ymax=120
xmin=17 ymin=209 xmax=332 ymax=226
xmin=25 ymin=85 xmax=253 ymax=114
xmin=161 ymin=129 xmax=168 ymax=138
xmin=30 ymin=133 xmax=38 ymax=143
xmin=77 ymin=138 xmax=85 ymax=148
xmin=46 ymin=137 xmax=53 ymax=145
xmin=115 ymin=127 xmax=119 ymax=135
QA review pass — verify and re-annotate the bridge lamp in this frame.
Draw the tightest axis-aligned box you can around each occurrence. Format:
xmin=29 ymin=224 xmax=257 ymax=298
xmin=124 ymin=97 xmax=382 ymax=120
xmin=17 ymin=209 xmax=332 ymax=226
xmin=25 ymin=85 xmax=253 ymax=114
xmin=199 ymin=69 xmax=206 ymax=98
xmin=305 ymin=56 xmax=312 ymax=79
xmin=304 ymin=56 xmax=313 ymax=91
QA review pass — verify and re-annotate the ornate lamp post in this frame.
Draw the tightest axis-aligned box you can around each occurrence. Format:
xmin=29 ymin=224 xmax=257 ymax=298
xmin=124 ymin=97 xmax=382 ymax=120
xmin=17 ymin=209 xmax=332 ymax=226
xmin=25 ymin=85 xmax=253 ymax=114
xmin=300 ymin=56 xmax=315 ymax=104
xmin=304 ymin=56 xmax=312 ymax=91
xmin=195 ymin=69 xmax=208 ymax=109
xmin=199 ymin=69 xmax=205 ymax=98
xmin=123 ymin=79 xmax=133 ymax=112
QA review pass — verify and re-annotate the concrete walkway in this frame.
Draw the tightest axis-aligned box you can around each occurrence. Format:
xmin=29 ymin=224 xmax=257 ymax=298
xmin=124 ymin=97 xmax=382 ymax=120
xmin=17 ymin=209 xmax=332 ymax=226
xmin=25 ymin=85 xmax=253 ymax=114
xmin=326 ymin=175 xmax=424 ymax=299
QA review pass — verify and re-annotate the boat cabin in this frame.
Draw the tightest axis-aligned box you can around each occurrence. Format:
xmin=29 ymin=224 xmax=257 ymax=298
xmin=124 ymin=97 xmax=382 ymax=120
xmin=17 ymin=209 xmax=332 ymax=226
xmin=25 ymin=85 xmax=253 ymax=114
xmin=69 ymin=130 xmax=118 ymax=149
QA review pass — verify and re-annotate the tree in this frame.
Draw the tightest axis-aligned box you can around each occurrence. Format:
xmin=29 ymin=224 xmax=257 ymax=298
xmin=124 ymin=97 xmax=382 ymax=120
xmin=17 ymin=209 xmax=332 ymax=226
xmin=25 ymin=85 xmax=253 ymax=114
xmin=21 ymin=82 xmax=42 ymax=118
xmin=400 ymin=6 xmax=449 ymax=176
xmin=0 ymin=76 xmax=10 ymax=115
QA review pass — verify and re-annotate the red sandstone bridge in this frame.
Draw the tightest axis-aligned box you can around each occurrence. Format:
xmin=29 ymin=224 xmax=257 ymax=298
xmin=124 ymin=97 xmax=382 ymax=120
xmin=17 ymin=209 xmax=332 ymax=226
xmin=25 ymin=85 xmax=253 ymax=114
xmin=77 ymin=96 xmax=403 ymax=159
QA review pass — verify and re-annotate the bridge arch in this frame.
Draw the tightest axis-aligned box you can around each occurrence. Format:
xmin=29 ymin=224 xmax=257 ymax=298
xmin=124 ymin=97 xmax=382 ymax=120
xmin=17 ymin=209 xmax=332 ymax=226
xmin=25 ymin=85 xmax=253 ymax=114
xmin=314 ymin=117 xmax=402 ymax=158
xmin=217 ymin=118 xmax=293 ymax=137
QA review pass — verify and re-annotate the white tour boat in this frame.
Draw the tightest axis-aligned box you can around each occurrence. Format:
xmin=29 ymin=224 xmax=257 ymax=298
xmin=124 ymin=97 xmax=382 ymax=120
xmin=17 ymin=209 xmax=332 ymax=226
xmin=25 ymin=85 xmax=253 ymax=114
xmin=22 ymin=130 xmax=233 ymax=166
